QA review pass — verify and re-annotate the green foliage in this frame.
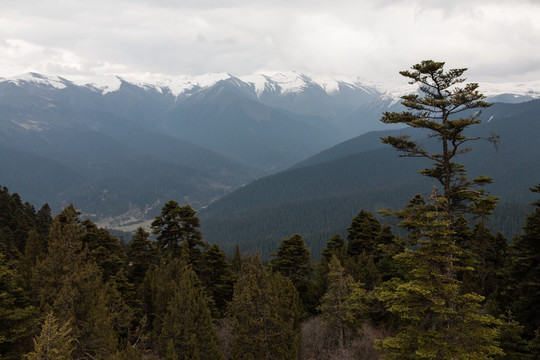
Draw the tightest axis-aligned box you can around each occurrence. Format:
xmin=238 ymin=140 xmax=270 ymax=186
xmin=269 ymin=233 xmax=313 ymax=312
xmin=505 ymin=184 xmax=540 ymax=337
xmin=231 ymin=254 xmax=302 ymax=360
xmin=151 ymin=200 xmax=207 ymax=267
xmin=200 ymin=243 xmax=235 ymax=318
xmin=380 ymin=60 xmax=498 ymax=229
xmin=321 ymin=233 xmax=346 ymax=263
xmin=24 ymin=312 xmax=75 ymax=360
xmin=375 ymin=61 xmax=503 ymax=359
xmin=0 ymin=253 xmax=36 ymax=359
xmin=461 ymin=223 xmax=508 ymax=305
xmin=126 ymin=227 xmax=158 ymax=287
xmin=142 ymin=258 xmax=222 ymax=359
xmin=347 ymin=209 xmax=381 ymax=257
xmin=374 ymin=195 xmax=503 ymax=359
xmin=158 ymin=264 xmax=223 ymax=360
xmin=318 ymin=255 xmax=368 ymax=350
xmin=81 ymin=219 xmax=125 ymax=281
xmin=494 ymin=313 xmax=531 ymax=360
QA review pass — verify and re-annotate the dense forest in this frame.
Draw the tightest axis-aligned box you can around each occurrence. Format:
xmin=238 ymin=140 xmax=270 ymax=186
xmin=1 ymin=61 xmax=540 ymax=359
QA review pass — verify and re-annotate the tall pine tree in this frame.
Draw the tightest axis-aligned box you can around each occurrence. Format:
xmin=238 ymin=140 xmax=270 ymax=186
xmin=375 ymin=60 xmax=502 ymax=359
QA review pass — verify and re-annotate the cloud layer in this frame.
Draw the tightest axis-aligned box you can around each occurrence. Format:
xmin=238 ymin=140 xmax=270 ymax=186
xmin=1 ymin=0 xmax=539 ymax=85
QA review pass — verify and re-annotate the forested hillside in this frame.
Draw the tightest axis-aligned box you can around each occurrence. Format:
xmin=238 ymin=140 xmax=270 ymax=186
xmin=200 ymin=99 xmax=540 ymax=257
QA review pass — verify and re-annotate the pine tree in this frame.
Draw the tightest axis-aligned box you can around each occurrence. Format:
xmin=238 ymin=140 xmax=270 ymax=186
xmin=80 ymin=219 xmax=125 ymax=281
xmin=126 ymin=227 xmax=158 ymax=287
xmin=321 ymin=234 xmax=346 ymax=263
xmin=24 ymin=312 xmax=75 ymax=360
xmin=347 ymin=210 xmax=381 ymax=257
xmin=375 ymin=60 xmax=503 ymax=359
xmin=374 ymin=196 xmax=503 ymax=359
xmin=158 ymin=266 xmax=223 ymax=360
xmin=269 ymin=233 xmax=312 ymax=311
xmin=506 ymin=184 xmax=540 ymax=337
xmin=151 ymin=200 xmax=207 ymax=268
xmin=33 ymin=205 xmax=84 ymax=312
xmin=0 ymin=253 xmax=36 ymax=359
xmin=462 ymin=223 xmax=508 ymax=303
xmin=142 ymin=258 xmax=222 ymax=359
xmin=494 ymin=313 xmax=531 ymax=360
xmin=380 ymin=60 xmax=498 ymax=229
xmin=200 ymin=243 xmax=235 ymax=318
xmin=32 ymin=205 xmax=121 ymax=358
xmin=230 ymin=254 xmax=302 ymax=359
xmin=318 ymin=254 xmax=367 ymax=351
xmin=231 ymin=244 xmax=243 ymax=274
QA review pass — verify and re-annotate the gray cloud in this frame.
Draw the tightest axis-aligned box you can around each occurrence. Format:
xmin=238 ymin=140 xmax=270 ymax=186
xmin=1 ymin=0 xmax=539 ymax=86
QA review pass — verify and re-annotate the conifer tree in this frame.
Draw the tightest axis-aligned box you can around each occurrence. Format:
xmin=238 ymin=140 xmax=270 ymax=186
xmin=80 ymin=219 xmax=125 ymax=281
xmin=158 ymin=265 xmax=223 ymax=360
xmin=375 ymin=60 xmax=503 ymax=359
xmin=506 ymin=184 xmax=540 ymax=337
xmin=231 ymin=244 xmax=243 ymax=274
xmin=374 ymin=195 xmax=502 ymax=359
xmin=231 ymin=254 xmax=302 ymax=359
xmin=347 ymin=210 xmax=381 ymax=257
xmin=24 ymin=312 xmax=75 ymax=360
xmin=200 ymin=243 xmax=235 ymax=318
xmin=33 ymin=205 xmax=122 ymax=358
xmin=126 ymin=227 xmax=158 ymax=287
xmin=495 ymin=314 xmax=531 ymax=360
xmin=33 ymin=204 xmax=84 ymax=313
xmin=269 ymin=233 xmax=312 ymax=311
xmin=380 ymin=60 xmax=498 ymax=229
xmin=321 ymin=234 xmax=346 ymax=263
xmin=151 ymin=200 xmax=207 ymax=268
xmin=462 ymin=223 xmax=508 ymax=302
xmin=318 ymin=254 xmax=367 ymax=351
xmin=0 ymin=253 xmax=36 ymax=359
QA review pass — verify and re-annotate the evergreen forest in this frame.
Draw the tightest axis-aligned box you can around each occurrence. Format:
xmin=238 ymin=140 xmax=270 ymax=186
xmin=1 ymin=61 xmax=539 ymax=359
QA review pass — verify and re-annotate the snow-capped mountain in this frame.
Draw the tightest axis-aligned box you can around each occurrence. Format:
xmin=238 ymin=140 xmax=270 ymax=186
xmin=2 ymin=71 xmax=377 ymax=96
xmin=1 ymin=70 xmax=538 ymax=229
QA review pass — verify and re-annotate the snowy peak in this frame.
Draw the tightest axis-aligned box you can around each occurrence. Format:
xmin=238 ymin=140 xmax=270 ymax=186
xmin=5 ymin=72 xmax=70 ymax=90
xmin=2 ymin=72 xmax=539 ymax=104
xmin=1 ymin=71 xmax=380 ymax=99
xmin=238 ymin=71 xmax=379 ymax=97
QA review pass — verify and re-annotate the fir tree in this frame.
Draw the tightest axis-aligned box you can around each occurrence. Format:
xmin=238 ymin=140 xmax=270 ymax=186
xmin=506 ymin=184 xmax=540 ymax=337
xmin=380 ymin=60 xmax=499 ymax=230
xmin=142 ymin=258 xmax=222 ymax=359
xmin=321 ymin=234 xmax=346 ymax=263
xmin=231 ymin=254 xmax=302 ymax=359
xmin=24 ymin=312 xmax=75 ymax=360
xmin=158 ymin=266 xmax=223 ymax=360
xmin=318 ymin=254 xmax=367 ymax=351
xmin=151 ymin=200 xmax=207 ymax=268
xmin=200 ymin=243 xmax=235 ymax=318
xmin=375 ymin=60 xmax=503 ymax=359
xmin=0 ymin=253 xmax=36 ymax=359
xmin=347 ymin=210 xmax=381 ymax=257
xmin=126 ymin=227 xmax=158 ymax=287
xmin=80 ymin=219 xmax=125 ymax=281
xmin=269 ymin=233 xmax=312 ymax=311
xmin=374 ymin=196 xmax=503 ymax=359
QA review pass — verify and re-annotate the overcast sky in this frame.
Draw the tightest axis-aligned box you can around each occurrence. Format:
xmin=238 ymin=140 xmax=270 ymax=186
xmin=1 ymin=0 xmax=539 ymax=87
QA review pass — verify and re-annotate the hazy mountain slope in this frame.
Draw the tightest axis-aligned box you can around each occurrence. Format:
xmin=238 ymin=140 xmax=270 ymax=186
xmin=199 ymin=99 xmax=540 ymax=257
xmin=164 ymin=79 xmax=341 ymax=171
xmin=0 ymin=79 xmax=260 ymax=223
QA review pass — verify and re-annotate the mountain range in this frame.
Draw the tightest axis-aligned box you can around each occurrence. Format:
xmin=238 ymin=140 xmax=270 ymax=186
xmin=0 ymin=71 xmax=538 ymax=237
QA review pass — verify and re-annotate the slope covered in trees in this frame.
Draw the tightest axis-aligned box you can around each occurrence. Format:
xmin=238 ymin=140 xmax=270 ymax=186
xmin=200 ymin=99 xmax=540 ymax=257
